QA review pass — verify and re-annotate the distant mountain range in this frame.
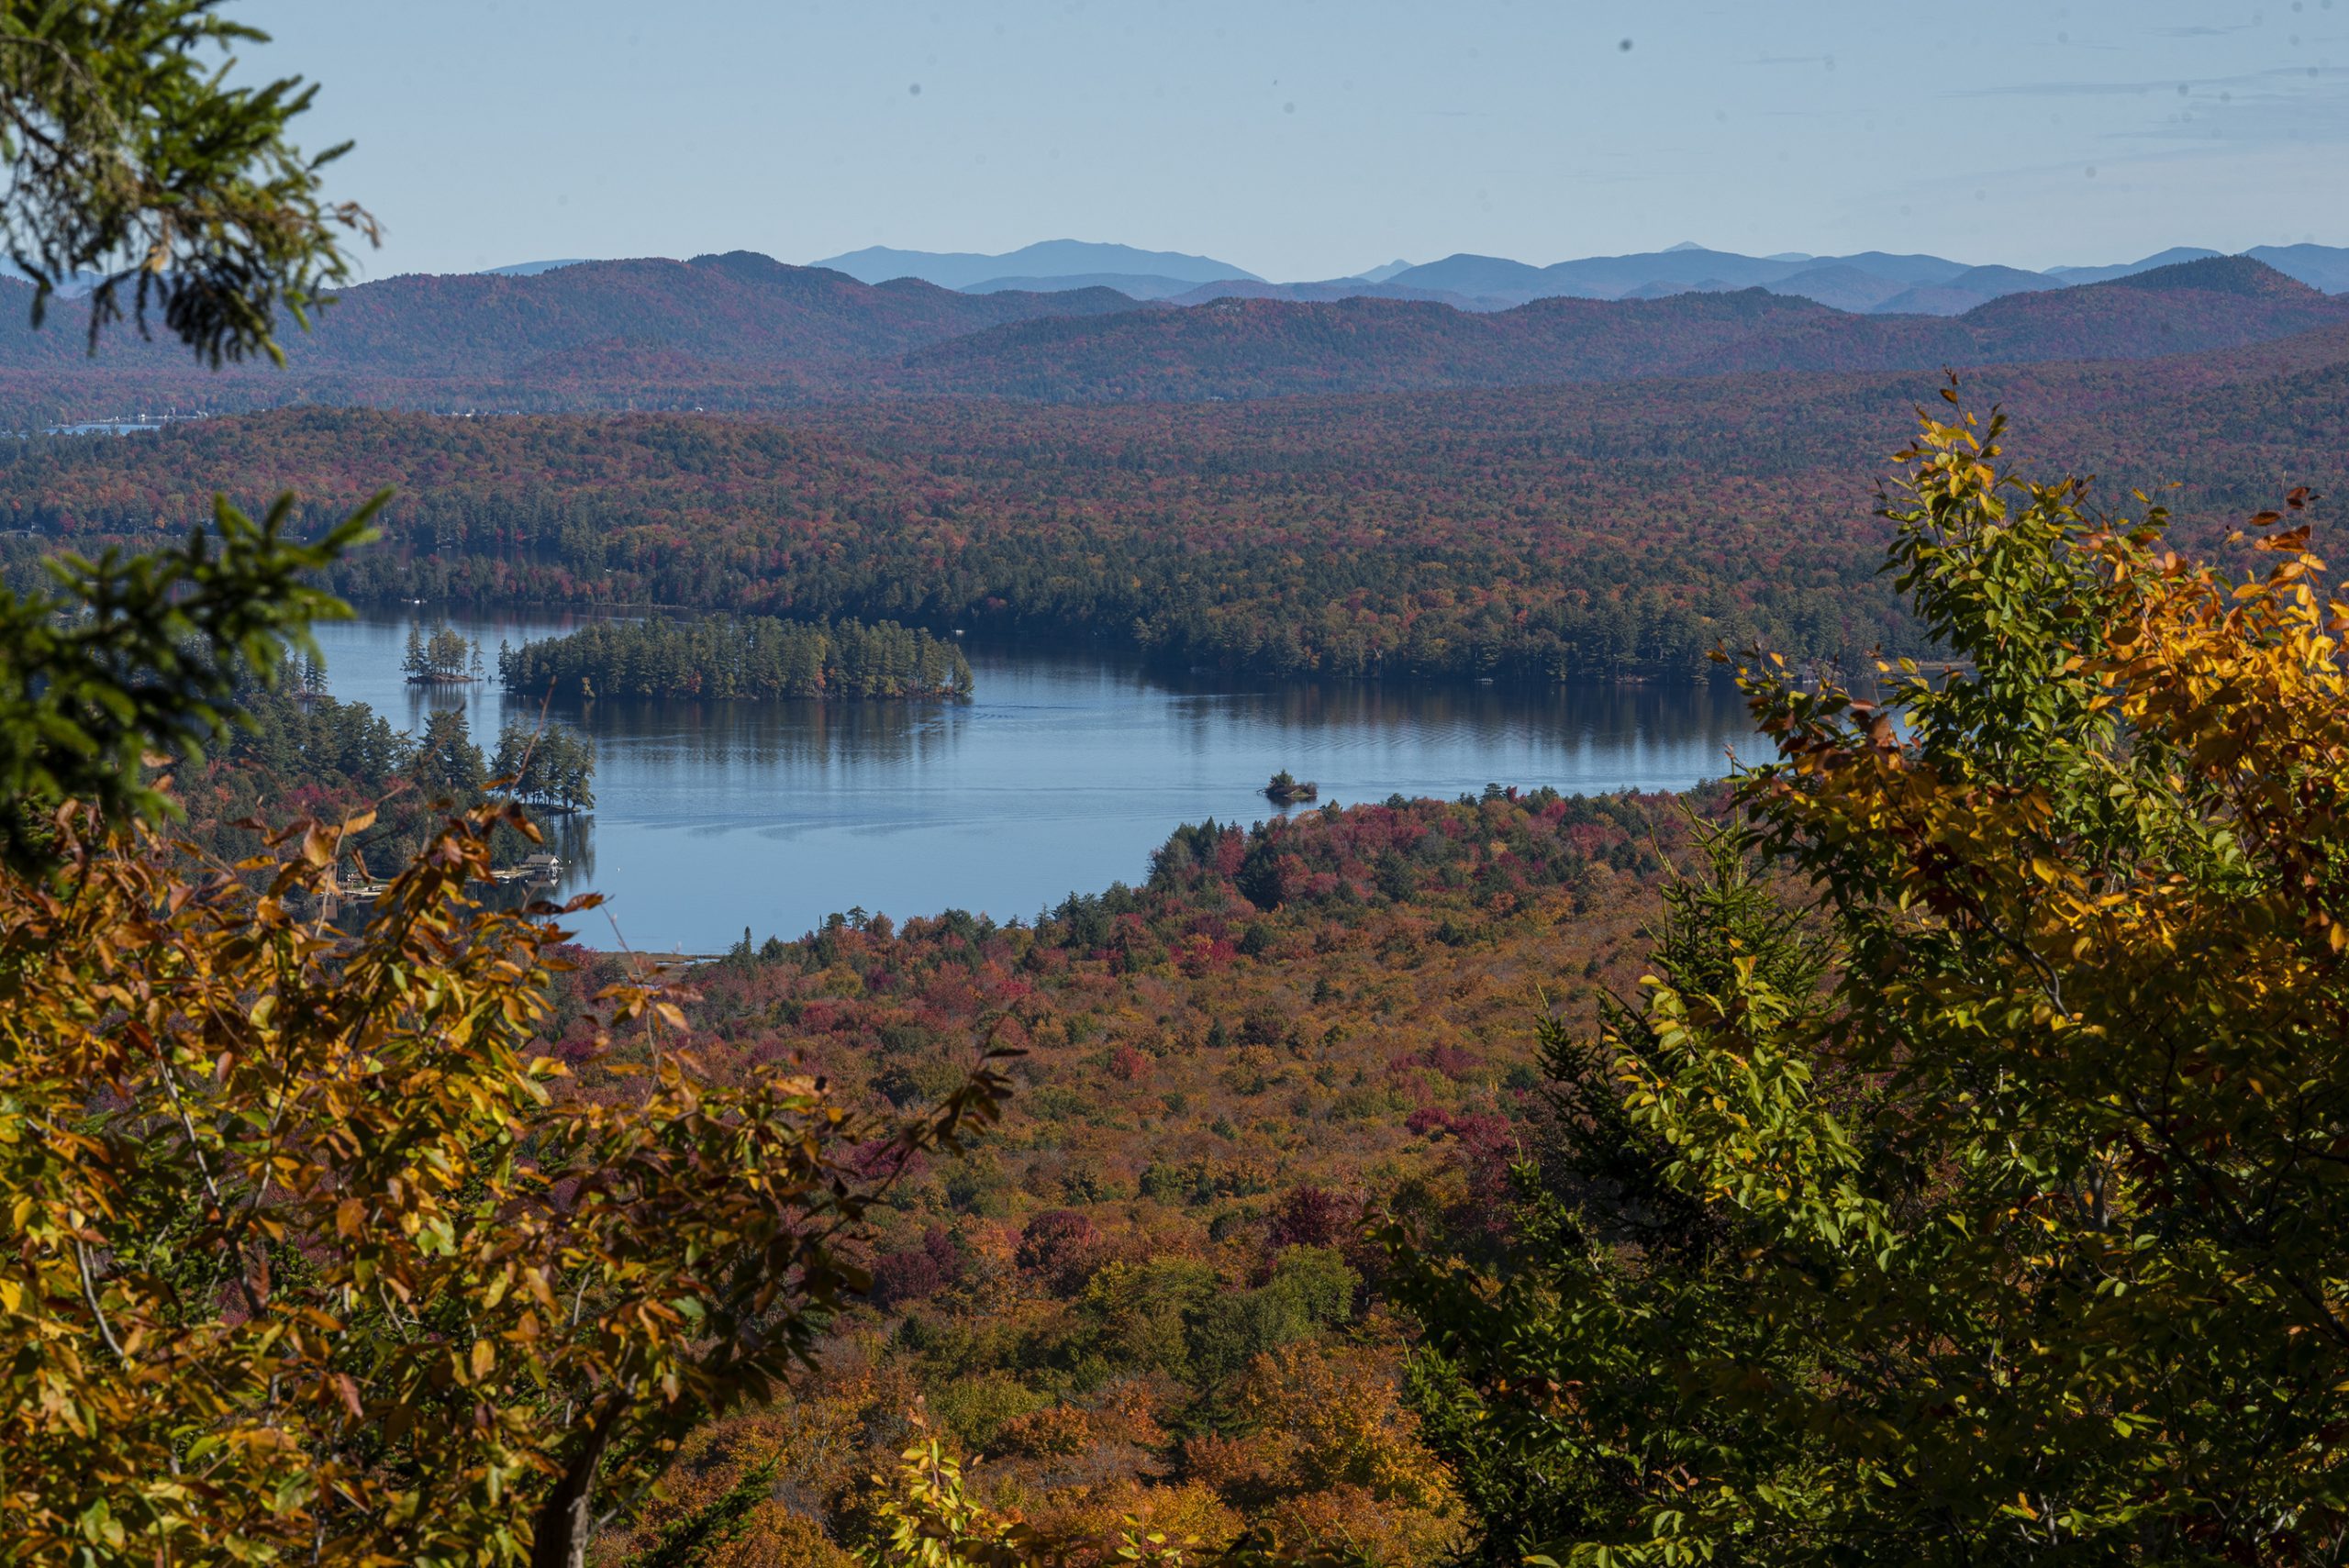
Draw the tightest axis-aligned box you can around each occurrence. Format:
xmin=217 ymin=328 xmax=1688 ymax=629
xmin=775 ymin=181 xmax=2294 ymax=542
xmin=897 ymin=257 xmax=2349 ymax=402
xmin=1373 ymin=243 xmax=2349 ymax=315
xmin=812 ymin=239 xmax=1262 ymax=291
xmin=4 ymin=250 xmax=2345 ymax=418
xmin=802 ymin=239 xmax=2349 ymax=318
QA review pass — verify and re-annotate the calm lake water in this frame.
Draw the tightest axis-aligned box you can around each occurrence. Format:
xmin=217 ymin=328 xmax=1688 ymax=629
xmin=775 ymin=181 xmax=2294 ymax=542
xmin=306 ymin=613 xmax=1759 ymax=952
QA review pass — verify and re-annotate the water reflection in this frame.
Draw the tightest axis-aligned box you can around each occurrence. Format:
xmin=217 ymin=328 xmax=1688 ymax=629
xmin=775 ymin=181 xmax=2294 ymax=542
xmin=306 ymin=615 xmax=1758 ymax=952
xmin=540 ymin=812 xmax=596 ymax=892
xmin=564 ymin=695 xmax=969 ymax=775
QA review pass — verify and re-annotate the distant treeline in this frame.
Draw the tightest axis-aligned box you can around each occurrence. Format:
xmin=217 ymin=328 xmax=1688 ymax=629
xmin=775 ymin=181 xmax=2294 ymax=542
xmin=499 ymin=615 xmax=973 ymax=701
xmin=0 ymin=336 xmax=2337 ymax=681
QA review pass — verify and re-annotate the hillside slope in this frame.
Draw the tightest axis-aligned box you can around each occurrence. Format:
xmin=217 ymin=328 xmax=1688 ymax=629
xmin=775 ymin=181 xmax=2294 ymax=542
xmin=0 ymin=251 xmax=1146 ymax=378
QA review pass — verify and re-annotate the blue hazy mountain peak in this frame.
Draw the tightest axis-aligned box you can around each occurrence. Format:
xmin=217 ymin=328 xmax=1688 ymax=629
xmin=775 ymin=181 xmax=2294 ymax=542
xmin=813 ymin=240 xmax=1261 ymax=290
xmin=485 ymin=259 xmax=592 ymax=277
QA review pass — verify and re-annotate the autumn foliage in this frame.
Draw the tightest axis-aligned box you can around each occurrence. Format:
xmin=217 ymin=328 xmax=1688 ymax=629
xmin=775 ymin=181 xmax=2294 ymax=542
xmin=0 ymin=800 xmax=1009 ymax=1566
xmin=1392 ymin=397 xmax=2349 ymax=1564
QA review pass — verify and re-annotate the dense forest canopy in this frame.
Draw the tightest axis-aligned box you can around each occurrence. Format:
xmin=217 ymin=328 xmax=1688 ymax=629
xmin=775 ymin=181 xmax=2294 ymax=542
xmin=552 ymin=784 xmax=1690 ymax=1565
xmin=0 ymin=324 xmax=2337 ymax=680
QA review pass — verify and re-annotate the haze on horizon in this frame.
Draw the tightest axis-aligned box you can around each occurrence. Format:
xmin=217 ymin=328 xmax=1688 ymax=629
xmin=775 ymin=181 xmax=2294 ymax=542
xmin=246 ymin=0 xmax=2345 ymax=281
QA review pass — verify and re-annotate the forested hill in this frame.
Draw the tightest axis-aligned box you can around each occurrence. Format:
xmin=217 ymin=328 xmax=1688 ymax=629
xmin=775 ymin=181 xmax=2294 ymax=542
xmin=0 ymin=252 xmax=1138 ymax=413
xmin=1 ymin=323 xmax=2339 ymax=682
xmin=0 ymin=255 xmax=2342 ymax=419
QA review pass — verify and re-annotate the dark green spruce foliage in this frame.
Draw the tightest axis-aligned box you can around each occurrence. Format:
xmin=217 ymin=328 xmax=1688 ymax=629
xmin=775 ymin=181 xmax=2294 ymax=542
xmin=402 ymin=622 xmax=478 ymax=682
xmin=219 ymin=666 xmax=406 ymax=788
xmin=491 ymin=723 xmax=595 ymax=813
xmin=1385 ymin=406 xmax=2349 ymax=1564
xmin=499 ymin=615 xmax=973 ymax=701
xmin=1391 ymin=824 xmax=1830 ymax=1563
xmin=0 ymin=492 xmax=382 ymax=866
xmin=406 ymin=707 xmax=485 ymax=806
xmin=0 ymin=0 xmax=376 ymax=363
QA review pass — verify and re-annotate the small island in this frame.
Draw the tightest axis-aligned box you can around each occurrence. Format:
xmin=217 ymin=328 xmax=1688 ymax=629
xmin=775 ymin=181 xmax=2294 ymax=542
xmin=1264 ymin=769 xmax=1319 ymax=805
xmin=499 ymin=614 xmax=973 ymax=701
xmin=403 ymin=623 xmax=484 ymax=684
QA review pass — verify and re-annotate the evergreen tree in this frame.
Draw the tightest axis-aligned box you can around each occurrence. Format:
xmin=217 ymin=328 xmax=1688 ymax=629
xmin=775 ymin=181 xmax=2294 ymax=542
xmin=493 ymin=723 xmax=595 ymax=813
xmin=408 ymin=707 xmax=485 ymax=805
xmin=1389 ymin=398 xmax=2349 ymax=1565
xmin=425 ymin=624 xmax=473 ymax=681
xmin=549 ymin=728 xmax=596 ymax=812
xmin=1397 ymin=821 xmax=1828 ymax=1560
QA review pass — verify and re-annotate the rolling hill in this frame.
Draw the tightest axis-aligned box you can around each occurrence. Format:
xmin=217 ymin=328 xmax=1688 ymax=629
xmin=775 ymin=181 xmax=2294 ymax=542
xmin=0 ymin=251 xmax=1144 ymax=377
xmin=0 ymin=253 xmax=1154 ymax=418
xmin=1159 ymin=278 xmax=1504 ymax=311
xmin=802 ymin=238 xmax=2349 ymax=312
xmin=963 ymin=272 xmax=1222 ymax=300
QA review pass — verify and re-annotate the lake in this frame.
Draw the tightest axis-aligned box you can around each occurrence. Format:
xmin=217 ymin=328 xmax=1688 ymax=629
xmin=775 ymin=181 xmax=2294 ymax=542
xmin=306 ymin=613 xmax=1759 ymax=952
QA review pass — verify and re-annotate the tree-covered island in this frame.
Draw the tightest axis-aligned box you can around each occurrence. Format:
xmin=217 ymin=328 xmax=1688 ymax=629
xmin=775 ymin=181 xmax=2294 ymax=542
xmin=401 ymin=621 xmax=484 ymax=684
xmin=498 ymin=614 xmax=974 ymax=701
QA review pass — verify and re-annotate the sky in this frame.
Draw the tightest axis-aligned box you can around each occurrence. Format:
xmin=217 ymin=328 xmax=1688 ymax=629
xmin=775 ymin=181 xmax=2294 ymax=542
xmin=236 ymin=0 xmax=2348 ymax=281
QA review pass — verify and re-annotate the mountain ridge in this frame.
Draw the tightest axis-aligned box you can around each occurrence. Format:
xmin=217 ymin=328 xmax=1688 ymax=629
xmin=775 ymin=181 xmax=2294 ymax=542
xmin=465 ymin=239 xmax=2349 ymax=316
xmin=1 ymin=253 xmax=2343 ymax=418
xmin=892 ymin=258 xmax=2349 ymax=404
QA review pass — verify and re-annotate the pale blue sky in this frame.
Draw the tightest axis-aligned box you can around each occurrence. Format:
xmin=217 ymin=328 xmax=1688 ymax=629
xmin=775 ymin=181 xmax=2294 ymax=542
xmin=239 ymin=0 xmax=2347 ymax=280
